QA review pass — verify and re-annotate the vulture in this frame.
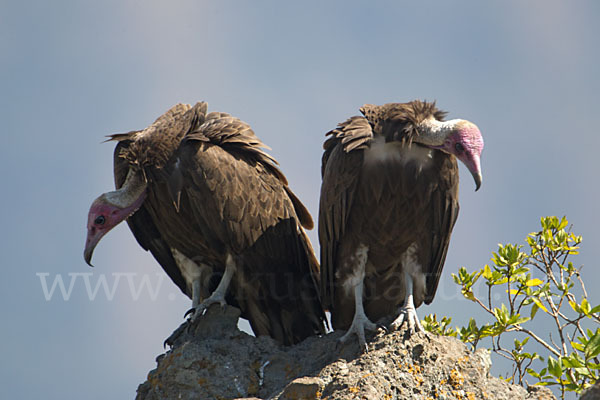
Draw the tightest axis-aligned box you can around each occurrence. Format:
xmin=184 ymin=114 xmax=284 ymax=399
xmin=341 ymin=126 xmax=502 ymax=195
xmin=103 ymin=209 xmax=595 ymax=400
xmin=84 ymin=102 xmax=326 ymax=345
xmin=319 ymin=100 xmax=483 ymax=349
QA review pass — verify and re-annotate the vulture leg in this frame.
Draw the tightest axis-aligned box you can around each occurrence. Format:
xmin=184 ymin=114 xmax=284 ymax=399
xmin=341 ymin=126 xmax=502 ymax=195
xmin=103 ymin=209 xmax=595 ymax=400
xmin=194 ymin=253 xmax=236 ymax=318
xmin=191 ymin=278 xmax=202 ymax=308
xmin=390 ymin=269 xmax=424 ymax=334
xmin=339 ymin=244 xmax=377 ymax=351
xmin=171 ymin=248 xmax=213 ymax=319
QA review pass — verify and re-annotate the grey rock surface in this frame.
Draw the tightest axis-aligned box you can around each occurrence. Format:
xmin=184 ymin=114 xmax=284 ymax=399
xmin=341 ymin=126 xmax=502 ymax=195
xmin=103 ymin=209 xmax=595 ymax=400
xmin=580 ymin=381 xmax=600 ymax=400
xmin=136 ymin=305 xmax=556 ymax=400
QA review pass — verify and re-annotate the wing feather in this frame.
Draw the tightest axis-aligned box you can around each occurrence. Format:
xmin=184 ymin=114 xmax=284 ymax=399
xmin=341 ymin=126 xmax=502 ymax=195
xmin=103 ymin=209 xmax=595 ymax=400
xmin=423 ymin=156 xmax=459 ymax=303
xmin=112 ymin=140 xmax=188 ymax=296
xmin=178 ymin=114 xmax=326 ymax=342
xmin=318 ymin=116 xmax=373 ymax=308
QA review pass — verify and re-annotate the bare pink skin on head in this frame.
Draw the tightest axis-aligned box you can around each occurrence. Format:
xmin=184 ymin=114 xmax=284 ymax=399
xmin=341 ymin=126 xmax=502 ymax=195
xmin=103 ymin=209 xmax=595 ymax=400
xmin=435 ymin=121 xmax=484 ymax=190
xmin=84 ymin=192 xmax=146 ymax=266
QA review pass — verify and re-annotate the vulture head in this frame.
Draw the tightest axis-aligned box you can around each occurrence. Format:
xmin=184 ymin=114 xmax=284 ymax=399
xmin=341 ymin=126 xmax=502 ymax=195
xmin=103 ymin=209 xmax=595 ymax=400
xmin=84 ymin=170 xmax=147 ymax=266
xmin=417 ymin=117 xmax=484 ymax=190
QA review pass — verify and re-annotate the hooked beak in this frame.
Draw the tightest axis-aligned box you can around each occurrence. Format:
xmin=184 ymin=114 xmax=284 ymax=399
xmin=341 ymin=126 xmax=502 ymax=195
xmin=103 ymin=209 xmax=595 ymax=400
xmin=469 ymin=155 xmax=483 ymax=191
xmin=458 ymin=152 xmax=483 ymax=192
xmin=84 ymin=227 xmax=105 ymax=267
xmin=472 ymin=170 xmax=482 ymax=192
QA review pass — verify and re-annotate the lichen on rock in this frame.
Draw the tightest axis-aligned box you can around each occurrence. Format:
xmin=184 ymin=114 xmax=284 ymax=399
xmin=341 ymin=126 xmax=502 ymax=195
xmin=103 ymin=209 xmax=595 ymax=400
xmin=136 ymin=305 xmax=555 ymax=400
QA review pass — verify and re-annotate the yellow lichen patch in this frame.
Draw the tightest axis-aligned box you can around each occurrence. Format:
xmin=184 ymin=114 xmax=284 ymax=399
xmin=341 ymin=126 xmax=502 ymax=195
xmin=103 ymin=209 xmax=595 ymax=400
xmin=348 ymin=386 xmax=360 ymax=394
xmin=406 ymin=363 xmax=422 ymax=374
xmin=466 ymin=391 xmax=476 ymax=400
xmin=361 ymin=373 xmax=374 ymax=379
xmin=315 ymin=390 xmax=323 ymax=399
xmin=449 ymin=368 xmax=465 ymax=389
xmin=414 ymin=374 xmax=424 ymax=386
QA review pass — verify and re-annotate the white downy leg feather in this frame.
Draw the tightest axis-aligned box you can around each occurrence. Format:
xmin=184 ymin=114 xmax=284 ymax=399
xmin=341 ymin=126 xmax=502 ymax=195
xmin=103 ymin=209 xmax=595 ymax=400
xmin=339 ymin=244 xmax=378 ymax=350
xmin=194 ymin=253 xmax=236 ymax=318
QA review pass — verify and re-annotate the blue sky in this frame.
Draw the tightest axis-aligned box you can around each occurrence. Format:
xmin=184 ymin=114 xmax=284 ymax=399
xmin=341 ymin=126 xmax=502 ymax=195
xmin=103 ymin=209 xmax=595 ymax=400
xmin=1 ymin=1 xmax=598 ymax=398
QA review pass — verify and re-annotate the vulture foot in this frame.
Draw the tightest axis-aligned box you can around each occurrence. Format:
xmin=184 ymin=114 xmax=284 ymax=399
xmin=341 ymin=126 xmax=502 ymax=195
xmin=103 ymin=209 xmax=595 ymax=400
xmin=390 ymin=303 xmax=424 ymax=335
xmin=183 ymin=307 xmax=196 ymax=319
xmin=338 ymin=313 xmax=378 ymax=352
xmin=193 ymin=294 xmax=227 ymax=320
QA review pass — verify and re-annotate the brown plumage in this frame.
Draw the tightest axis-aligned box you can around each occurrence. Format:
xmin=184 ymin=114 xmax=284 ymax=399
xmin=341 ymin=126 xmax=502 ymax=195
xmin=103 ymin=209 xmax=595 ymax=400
xmin=86 ymin=102 xmax=325 ymax=345
xmin=319 ymin=100 xmax=483 ymax=349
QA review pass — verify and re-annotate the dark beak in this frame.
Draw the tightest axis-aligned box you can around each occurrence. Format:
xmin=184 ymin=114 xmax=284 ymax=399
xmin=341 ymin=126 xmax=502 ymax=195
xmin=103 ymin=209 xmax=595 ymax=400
xmin=83 ymin=233 xmax=100 ymax=267
xmin=84 ymin=246 xmax=95 ymax=267
xmin=472 ymin=171 xmax=482 ymax=192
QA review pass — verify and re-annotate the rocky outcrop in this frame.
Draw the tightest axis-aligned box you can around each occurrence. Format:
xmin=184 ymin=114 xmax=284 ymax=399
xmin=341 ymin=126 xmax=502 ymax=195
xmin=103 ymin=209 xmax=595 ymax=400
xmin=580 ymin=381 xmax=600 ymax=400
xmin=136 ymin=305 xmax=555 ymax=399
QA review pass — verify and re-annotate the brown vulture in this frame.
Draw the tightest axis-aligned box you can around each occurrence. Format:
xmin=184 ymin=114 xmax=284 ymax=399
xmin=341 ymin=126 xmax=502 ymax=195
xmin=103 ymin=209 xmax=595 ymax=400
xmin=84 ymin=102 xmax=326 ymax=345
xmin=319 ymin=100 xmax=483 ymax=349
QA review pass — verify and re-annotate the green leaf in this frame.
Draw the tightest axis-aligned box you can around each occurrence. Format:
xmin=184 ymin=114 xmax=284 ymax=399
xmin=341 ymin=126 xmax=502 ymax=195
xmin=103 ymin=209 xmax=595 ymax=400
xmin=526 ymin=278 xmax=544 ymax=287
xmin=482 ymin=264 xmax=492 ymax=280
xmin=531 ymin=297 xmax=548 ymax=313
xmin=569 ymin=300 xmax=580 ymax=313
xmin=590 ymin=304 xmax=600 ymax=315
xmin=581 ymin=298 xmax=591 ymax=316
xmin=585 ymin=331 xmax=600 ymax=359
xmin=557 ymin=216 xmax=569 ymax=230
xmin=561 ymin=356 xmax=584 ymax=369
xmin=571 ymin=341 xmax=585 ymax=352
xmin=547 ymin=356 xmax=563 ymax=378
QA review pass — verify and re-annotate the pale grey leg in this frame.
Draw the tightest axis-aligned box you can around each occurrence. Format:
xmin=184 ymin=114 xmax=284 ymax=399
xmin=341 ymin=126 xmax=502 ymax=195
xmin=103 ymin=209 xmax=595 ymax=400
xmin=390 ymin=270 xmax=424 ymax=334
xmin=338 ymin=244 xmax=378 ymax=351
xmin=193 ymin=253 xmax=236 ymax=320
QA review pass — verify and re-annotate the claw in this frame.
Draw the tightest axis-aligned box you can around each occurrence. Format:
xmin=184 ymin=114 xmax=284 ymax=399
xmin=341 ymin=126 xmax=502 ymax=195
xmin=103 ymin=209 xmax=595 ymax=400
xmin=193 ymin=295 xmax=227 ymax=320
xmin=338 ymin=313 xmax=378 ymax=352
xmin=184 ymin=307 xmax=196 ymax=320
xmin=390 ymin=303 xmax=424 ymax=335
xmin=390 ymin=271 xmax=424 ymax=335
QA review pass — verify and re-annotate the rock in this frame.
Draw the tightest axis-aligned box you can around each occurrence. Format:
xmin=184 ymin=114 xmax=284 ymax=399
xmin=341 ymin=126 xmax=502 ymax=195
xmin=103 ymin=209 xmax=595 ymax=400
xmin=136 ymin=305 xmax=557 ymax=400
xmin=580 ymin=380 xmax=600 ymax=400
xmin=279 ymin=377 xmax=323 ymax=400
xmin=526 ymin=386 xmax=557 ymax=400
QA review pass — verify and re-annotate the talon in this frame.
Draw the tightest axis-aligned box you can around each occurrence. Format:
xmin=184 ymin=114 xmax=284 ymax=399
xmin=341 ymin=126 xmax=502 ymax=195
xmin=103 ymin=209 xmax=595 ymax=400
xmin=184 ymin=307 xmax=195 ymax=319
xmin=339 ymin=314 xmax=377 ymax=351
xmin=390 ymin=303 xmax=424 ymax=335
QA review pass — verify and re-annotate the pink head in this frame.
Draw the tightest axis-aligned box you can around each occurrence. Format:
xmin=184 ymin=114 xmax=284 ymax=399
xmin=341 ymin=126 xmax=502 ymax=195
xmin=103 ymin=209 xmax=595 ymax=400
xmin=84 ymin=191 xmax=146 ymax=266
xmin=420 ymin=119 xmax=484 ymax=191
xmin=442 ymin=121 xmax=483 ymax=190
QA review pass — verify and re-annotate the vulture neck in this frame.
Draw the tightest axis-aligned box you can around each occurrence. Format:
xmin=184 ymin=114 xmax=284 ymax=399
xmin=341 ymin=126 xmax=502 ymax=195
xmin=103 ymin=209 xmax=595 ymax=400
xmin=105 ymin=169 xmax=147 ymax=209
xmin=416 ymin=117 xmax=462 ymax=147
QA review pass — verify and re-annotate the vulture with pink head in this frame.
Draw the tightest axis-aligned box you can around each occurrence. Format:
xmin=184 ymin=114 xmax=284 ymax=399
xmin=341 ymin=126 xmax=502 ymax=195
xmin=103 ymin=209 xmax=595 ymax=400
xmin=319 ymin=100 xmax=483 ymax=349
xmin=84 ymin=102 xmax=325 ymax=345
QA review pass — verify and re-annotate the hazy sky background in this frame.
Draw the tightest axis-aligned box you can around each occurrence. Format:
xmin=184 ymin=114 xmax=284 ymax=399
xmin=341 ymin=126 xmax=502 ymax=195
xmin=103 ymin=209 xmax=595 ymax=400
xmin=1 ymin=1 xmax=598 ymax=399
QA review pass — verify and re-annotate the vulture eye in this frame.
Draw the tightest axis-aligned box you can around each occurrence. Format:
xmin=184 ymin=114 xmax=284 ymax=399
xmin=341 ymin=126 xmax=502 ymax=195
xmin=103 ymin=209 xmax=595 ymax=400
xmin=95 ymin=215 xmax=106 ymax=225
xmin=455 ymin=142 xmax=465 ymax=153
